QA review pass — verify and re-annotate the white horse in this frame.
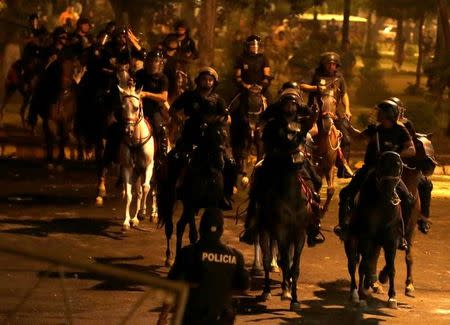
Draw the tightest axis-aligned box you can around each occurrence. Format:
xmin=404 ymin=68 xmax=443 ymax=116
xmin=118 ymin=85 xmax=155 ymax=230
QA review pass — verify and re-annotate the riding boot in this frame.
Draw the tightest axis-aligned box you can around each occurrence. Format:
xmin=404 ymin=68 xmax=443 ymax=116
xmin=221 ymin=157 xmax=238 ymax=211
xmin=417 ymin=176 xmax=432 ymax=234
xmin=307 ymin=198 xmax=325 ymax=247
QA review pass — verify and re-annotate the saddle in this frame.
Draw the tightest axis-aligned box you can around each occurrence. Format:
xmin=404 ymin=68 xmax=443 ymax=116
xmin=414 ymin=133 xmax=438 ymax=176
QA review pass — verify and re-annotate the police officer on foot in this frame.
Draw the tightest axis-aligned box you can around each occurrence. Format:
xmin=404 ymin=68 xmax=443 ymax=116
xmin=157 ymin=208 xmax=250 ymax=325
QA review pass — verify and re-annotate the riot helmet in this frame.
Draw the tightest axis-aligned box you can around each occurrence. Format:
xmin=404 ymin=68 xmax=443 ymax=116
xmin=376 ymin=100 xmax=400 ymax=123
xmin=144 ymin=50 xmax=165 ymax=74
xmin=246 ymin=35 xmax=261 ymax=55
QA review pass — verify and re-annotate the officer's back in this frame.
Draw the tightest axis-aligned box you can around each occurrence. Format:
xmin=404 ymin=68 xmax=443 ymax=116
xmin=167 ymin=208 xmax=250 ymax=325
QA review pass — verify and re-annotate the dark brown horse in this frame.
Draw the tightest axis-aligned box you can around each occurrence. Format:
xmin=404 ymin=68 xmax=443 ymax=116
xmin=230 ymin=85 xmax=267 ymax=185
xmin=344 ymin=151 xmax=403 ymax=309
xmin=255 ymin=158 xmax=310 ymax=311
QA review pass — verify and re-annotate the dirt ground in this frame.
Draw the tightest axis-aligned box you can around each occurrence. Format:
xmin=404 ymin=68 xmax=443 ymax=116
xmin=0 ymin=160 xmax=449 ymax=325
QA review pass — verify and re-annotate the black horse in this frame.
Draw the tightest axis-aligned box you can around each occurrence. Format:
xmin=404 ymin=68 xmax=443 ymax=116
xmin=254 ymin=157 xmax=311 ymax=311
xmin=344 ymin=151 xmax=403 ymax=309
xmin=157 ymin=120 xmax=227 ymax=265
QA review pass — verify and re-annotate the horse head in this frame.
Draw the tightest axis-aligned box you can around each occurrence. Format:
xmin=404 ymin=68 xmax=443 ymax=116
xmin=118 ymin=85 xmax=143 ymax=138
xmin=375 ymin=151 xmax=403 ymax=205
xmin=196 ymin=121 xmax=226 ymax=170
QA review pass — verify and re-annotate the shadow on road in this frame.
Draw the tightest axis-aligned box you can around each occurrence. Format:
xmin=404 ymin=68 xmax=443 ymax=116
xmin=233 ymin=279 xmax=395 ymax=324
xmin=37 ymin=256 xmax=165 ymax=291
xmin=0 ymin=217 xmax=124 ymax=240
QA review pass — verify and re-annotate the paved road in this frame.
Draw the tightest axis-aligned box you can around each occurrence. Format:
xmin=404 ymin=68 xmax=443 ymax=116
xmin=0 ymin=160 xmax=449 ymax=324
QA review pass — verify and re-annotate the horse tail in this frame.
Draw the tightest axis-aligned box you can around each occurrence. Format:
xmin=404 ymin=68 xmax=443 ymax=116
xmin=156 ymin=159 xmax=177 ymax=229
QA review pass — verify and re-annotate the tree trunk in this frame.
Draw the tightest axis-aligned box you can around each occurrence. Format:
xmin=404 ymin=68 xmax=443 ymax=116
xmin=364 ymin=9 xmax=374 ymax=54
xmin=393 ymin=15 xmax=405 ymax=71
xmin=415 ymin=13 xmax=425 ymax=88
xmin=437 ymin=0 xmax=450 ymax=54
xmin=341 ymin=0 xmax=351 ymax=49
xmin=198 ymin=0 xmax=217 ymax=66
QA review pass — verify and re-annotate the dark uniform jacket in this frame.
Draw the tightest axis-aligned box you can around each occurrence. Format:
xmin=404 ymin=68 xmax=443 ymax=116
xmin=168 ymin=239 xmax=250 ymax=325
xmin=362 ymin=123 xmax=412 ymax=167
xmin=171 ymin=90 xmax=228 ymax=149
xmin=135 ymin=70 xmax=169 ymax=118
xmin=234 ymin=53 xmax=270 ymax=86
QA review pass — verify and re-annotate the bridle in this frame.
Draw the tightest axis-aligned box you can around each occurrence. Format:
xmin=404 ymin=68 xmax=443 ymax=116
xmin=121 ymin=93 xmax=152 ymax=147
xmin=375 ymin=152 xmax=403 ymax=206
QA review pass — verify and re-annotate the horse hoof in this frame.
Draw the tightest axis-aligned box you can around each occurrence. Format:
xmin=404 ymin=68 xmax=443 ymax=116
xmin=270 ymin=265 xmax=280 ymax=273
xmin=359 ymin=300 xmax=368 ymax=310
xmin=260 ymin=292 xmax=271 ymax=301
xmin=290 ymin=302 xmax=301 ymax=311
xmin=165 ymin=258 xmax=173 ymax=267
xmin=388 ymin=298 xmax=398 ymax=309
xmin=371 ymin=281 xmax=384 ymax=294
xmin=241 ymin=176 xmax=249 ymax=188
xmin=281 ymin=290 xmax=292 ymax=301
xmin=47 ymin=163 xmax=55 ymax=171
xmin=251 ymin=266 xmax=264 ymax=277
xmin=122 ymin=223 xmax=130 ymax=231
xmin=130 ymin=218 xmax=139 ymax=227
xmin=350 ymin=289 xmax=359 ymax=304
xmin=151 ymin=212 xmax=158 ymax=223
xmin=95 ymin=196 xmax=104 ymax=207
xmin=405 ymin=284 xmax=415 ymax=297
xmin=137 ymin=210 xmax=146 ymax=221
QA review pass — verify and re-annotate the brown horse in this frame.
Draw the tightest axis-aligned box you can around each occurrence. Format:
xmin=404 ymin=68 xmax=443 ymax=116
xmin=0 ymin=58 xmax=41 ymax=128
xmin=312 ymin=79 xmax=342 ymax=216
xmin=41 ymin=58 xmax=78 ymax=168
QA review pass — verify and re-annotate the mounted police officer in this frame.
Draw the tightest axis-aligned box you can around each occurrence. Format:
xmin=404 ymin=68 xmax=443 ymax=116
xmin=69 ymin=17 xmax=93 ymax=64
xmin=157 ymin=208 xmax=250 ymax=325
xmin=135 ymin=50 xmax=169 ymax=164
xmin=335 ymin=99 xmax=416 ymax=249
xmin=308 ymin=52 xmax=355 ymax=178
xmin=170 ymin=67 xmax=236 ymax=209
xmin=240 ymin=84 xmax=325 ymax=246
xmin=390 ymin=97 xmax=436 ymax=234
xmin=234 ymin=34 xmax=272 ymax=102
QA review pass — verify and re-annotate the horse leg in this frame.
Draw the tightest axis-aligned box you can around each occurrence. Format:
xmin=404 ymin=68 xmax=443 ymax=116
xmin=344 ymin=239 xmax=359 ymax=303
xmin=405 ymin=246 xmax=415 ymax=297
xmin=278 ymin=240 xmax=292 ymax=302
xmin=137 ymin=157 xmax=155 ymax=223
xmin=19 ymin=94 xmax=30 ymax=129
xmin=259 ymin=231 xmax=272 ymax=301
xmin=151 ymin=188 xmax=158 ymax=223
xmin=176 ymin=208 xmax=191 ymax=256
xmin=270 ymin=239 xmax=280 ymax=273
xmin=131 ymin=176 xmax=142 ymax=228
xmin=384 ymin=243 xmax=398 ymax=309
xmin=57 ymin=121 xmax=67 ymax=167
xmin=122 ymin=168 xmax=133 ymax=231
xmin=358 ymin=241 xmax=370 ymax=309
xmin=290 ymin=231 xmax=306 ymax=311
xmin=251 ymin=235 xmax=264 ymax=276
xmin=0 ymin=86 xmax=15 ymax=125
xmin=321 ymin=169 xmax=335 ymax=216
xmin=95 ymin=140 xmax=107 ymax=206
xmin=43 ymin=119 xmax=56 ymax=168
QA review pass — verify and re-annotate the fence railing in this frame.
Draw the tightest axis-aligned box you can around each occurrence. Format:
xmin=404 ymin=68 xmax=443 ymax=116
xmin=0 ymin=241 xmax=188 ymax=325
